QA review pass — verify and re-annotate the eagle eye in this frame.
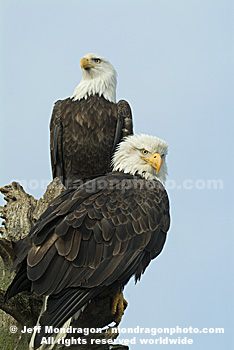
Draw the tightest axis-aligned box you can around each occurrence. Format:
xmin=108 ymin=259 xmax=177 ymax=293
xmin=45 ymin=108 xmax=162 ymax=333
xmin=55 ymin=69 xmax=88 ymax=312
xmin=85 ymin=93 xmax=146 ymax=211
xmin=93 ymin=58 xmax=101 ymax=64
xmin=141 ymin=149 xmax=149 ymax=155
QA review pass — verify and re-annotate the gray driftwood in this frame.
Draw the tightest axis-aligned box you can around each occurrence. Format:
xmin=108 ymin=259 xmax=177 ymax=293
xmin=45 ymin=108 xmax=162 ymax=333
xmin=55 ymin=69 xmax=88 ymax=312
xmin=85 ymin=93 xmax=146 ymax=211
xmin=0 ymin=179 xmax=129 ymax=350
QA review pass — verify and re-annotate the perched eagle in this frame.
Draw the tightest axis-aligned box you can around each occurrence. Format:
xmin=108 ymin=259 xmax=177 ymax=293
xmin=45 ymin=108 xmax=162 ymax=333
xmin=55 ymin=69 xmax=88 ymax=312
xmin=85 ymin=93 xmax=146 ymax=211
xmin=50 ymin=53 xmax=133 ymax=187
xmin=5 ymin=134 xmax=170 ymax=349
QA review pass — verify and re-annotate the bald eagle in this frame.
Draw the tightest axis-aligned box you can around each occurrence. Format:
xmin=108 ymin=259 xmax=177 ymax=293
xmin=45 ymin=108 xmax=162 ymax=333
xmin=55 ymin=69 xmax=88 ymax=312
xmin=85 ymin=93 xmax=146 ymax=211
xmin=5 ymin=134 xmax=170 ymax=349
xmin=50 ymin=53 xmax=133 ymax=187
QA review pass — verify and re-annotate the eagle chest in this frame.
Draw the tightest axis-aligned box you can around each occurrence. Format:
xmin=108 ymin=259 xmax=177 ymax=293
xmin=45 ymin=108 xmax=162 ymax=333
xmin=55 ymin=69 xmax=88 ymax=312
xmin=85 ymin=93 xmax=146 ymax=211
xmin=63 ymin=99 xmax=117 ymax=145
xmin=61 ymin=97 xmax=118 ymax=179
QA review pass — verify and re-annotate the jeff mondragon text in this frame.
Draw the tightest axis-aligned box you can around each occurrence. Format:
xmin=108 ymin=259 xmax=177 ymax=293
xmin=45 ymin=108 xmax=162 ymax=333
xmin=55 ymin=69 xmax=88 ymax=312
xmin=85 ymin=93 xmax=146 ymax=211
xmin=21 ymin=325 xmax=224 ymax=336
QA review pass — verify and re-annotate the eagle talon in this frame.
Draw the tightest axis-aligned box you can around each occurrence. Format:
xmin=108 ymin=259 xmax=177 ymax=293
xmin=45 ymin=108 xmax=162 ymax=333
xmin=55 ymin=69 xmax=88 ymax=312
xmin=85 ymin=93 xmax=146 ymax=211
xmin=97 ymin=290 xmax=128 ymax=324
xmin=110 ymin=291 xmax=128 ymax=325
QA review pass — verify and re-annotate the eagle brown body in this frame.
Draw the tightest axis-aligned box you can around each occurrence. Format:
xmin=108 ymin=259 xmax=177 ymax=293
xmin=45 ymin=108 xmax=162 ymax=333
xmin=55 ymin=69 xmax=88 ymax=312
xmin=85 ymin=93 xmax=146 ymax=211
xmin=5 ymin=133 xmax=170 ymax=349
xmin=6 ymin=172 xmax=170 ymax=348
xmin=50 ymin=95 xmax=133 ymax=187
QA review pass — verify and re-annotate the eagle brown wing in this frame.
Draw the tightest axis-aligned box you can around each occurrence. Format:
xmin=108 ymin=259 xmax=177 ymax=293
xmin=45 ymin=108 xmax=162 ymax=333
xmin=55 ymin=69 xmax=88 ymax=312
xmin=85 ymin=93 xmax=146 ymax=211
xmin=6 ymin=173 xmax=169 ymax=346
xmin=50 ymin=100 xmax=65 ymax=181
xmin=112 ymin=100 xmax=133 ymax=152
xmin=50 ymin=96 xmax=133 ymax=187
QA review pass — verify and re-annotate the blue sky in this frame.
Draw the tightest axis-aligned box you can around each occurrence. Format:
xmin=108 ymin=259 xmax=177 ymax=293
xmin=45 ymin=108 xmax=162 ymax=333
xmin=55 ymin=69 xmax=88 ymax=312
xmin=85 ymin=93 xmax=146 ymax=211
xmin=1 ymin=1 xmax=233 ymax=349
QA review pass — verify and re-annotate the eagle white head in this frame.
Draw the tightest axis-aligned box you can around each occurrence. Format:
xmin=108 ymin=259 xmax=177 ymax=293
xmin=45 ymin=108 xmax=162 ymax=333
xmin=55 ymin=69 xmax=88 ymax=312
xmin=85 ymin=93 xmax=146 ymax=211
xmin=112 ymin=134 xmax=168 ymax=183
xmin=71 ymin=53 xmax=117 ymax=103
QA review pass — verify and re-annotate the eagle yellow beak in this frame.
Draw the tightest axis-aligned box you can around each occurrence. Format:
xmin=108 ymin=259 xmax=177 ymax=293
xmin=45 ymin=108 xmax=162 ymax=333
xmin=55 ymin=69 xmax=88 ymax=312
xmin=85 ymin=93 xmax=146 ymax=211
xmin=80 ymin=57 xmax=95 ymax=70
xmin=143 ymin=153 xmax=162 ymax=174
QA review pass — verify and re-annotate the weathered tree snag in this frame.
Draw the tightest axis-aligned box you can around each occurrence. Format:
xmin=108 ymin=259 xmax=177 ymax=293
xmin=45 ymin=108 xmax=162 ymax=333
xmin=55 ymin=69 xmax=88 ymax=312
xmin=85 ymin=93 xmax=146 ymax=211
xmin=0 ymin=179 xmax=129 ymax=350
xmin=0 ymin=179 xmax=66 ymax=350
xmin=0 ymin=179 xmax=66 ymax=241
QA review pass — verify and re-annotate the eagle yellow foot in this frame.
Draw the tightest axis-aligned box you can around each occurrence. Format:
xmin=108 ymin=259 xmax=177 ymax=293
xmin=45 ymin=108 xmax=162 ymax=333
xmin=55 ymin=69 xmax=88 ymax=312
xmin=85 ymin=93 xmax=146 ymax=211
xmin=110 ymin=291 xmax=128 ymax=325
xmin=99 ymin=290 xmax=128 ymax=325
